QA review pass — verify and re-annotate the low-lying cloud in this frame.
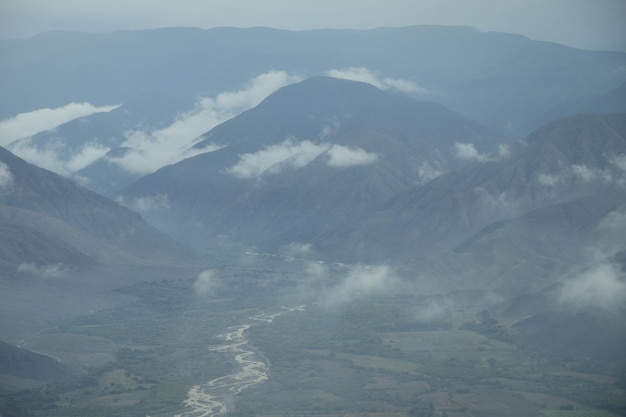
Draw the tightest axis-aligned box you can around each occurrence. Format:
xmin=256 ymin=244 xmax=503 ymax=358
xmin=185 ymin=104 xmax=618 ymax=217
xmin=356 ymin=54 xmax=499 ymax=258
xmin=282 ymin=242 xmax=315 ymax=258
xmin=228 ymin=139 xmax=327 ymax=179
xmin=537 ymin=158 xmax=626 ymax=189
xmin=327 ymin=144 xmax=378 ymax=168
xmin=537 ymin=173 xmax=563 ymax=187
xmin=558 ymin=263 xmax=626 ymax=312
xmin=326 ymin=67 xmax=427 ymax=95
xmin=116 ymin=193 xmax=170 ymax=214
xmin=412 ymin=299 xmax=453 ymax=323
xmin=17 ymin=262 xmax=70 ymax=278
xmin=0 ymin=102 xmax=119 ymax=146
xmin=454 ymin=142 xmax=510 ymax=163
xmin=228 ymin=139 xmax=379 ymax=179
xmin=0 ymin=161 xmax=13 ymax=191
xmin=111 ymin=71 xmax=302 ymax=174
xmin=324 ymin=264 xmax=399 ymax=307
xmin=9 ymin=138 xmax=110 ymax=178
xmin=474 ymin=186 xmax=518 ymax=213
xmin=193 ymin=269 xmax=219 ymax=297
xmin=417 ymin=161 xmax=442 ymax=185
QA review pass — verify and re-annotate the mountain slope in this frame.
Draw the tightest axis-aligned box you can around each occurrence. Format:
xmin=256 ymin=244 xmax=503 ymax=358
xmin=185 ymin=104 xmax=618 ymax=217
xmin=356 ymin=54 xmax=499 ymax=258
xmin=0 ymin=146 xmax=194 ymax=273
xmin=0 ymin=341 xmax=77 ymax=391
xmin=1 ymin=26 xmax=624 ymax=136
xmin=3 ymin=26 xmax=625 ymax=195
xmin=330 ymin=113 xmax=626 ymax=262
xmin=120 ymin=77 xmax=504 ymax=249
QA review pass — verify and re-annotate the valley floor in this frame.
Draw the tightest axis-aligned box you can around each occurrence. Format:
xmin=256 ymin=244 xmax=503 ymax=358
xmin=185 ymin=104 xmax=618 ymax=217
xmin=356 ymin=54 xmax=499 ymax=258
xmin=2 ymin=254 xmax=624 ymax=417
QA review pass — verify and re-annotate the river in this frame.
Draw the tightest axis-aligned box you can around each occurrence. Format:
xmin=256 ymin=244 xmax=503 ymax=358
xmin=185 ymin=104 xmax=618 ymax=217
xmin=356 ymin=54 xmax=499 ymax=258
xmin=175 ymin=305 xmax=305 ymax=417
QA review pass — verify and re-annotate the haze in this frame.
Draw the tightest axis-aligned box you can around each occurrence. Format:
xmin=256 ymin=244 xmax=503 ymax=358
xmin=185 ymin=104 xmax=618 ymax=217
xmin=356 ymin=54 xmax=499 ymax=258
xmin=1 ymin=1 xmax=626 ymax=416
xmin=2 ymin=0 xmax=626 ymax=51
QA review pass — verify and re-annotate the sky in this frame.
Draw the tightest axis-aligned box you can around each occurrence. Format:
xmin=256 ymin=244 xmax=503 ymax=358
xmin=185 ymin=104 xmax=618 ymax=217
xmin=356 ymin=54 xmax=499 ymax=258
xmin=1 ymin=0 xmax=626 ymax=52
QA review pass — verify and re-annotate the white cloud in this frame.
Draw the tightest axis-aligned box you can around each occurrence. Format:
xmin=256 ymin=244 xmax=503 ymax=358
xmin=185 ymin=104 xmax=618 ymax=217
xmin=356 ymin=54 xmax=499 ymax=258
xmin=325 ymin=264 xmax=399 ymax=307
xmin=558 ymin=263 xmax=626 ymax=312
xmin=228 ymin=139 xmax=328 ymax=179
xmin=537 ymin=158 xmax=626 ymax=189
xmin=417 ymin=161 xmax=442 ymax=184
xmin=116 ymin=193 xmax=170 ymax=213
xmin=282 ymin=242 xmax=315 ymax=257
xmin=413 ymin=299 xmax=453 ymax=323
xmin=228 ymin=140 xmax=379 ymax=179
xmin=571 ymin=164 xmax=598 ymax=182
xmin=326 ymin=144 xmax=378 ymax=168
xmin=454 ymin=142 xmax=510 ymax=163
xmin=598 ymin=209 xmax=626 ymax=232
xmin=474 ymin=186 xmax=517 ymax=212
xmin=609 ymin=154 xmax=626 ymax=171
xmin=17 ymin=262 xmax=70 ymax=278
xmin=0 ymin=161 xmax=13 ymax=191
xmin=110 ymin=70 xmax=302 ymax=174
xmin=193 ymin=269 xmax=219 ymax=297
xmin=326 ymin=67 xmax=427 ymax=94
xmin=8 ymin=138 xmax=110 ymax=177
xmin=537 ymin=173 xmax=563 ymax=187
xmin=0 ymin=102 xmax=119 ymax=147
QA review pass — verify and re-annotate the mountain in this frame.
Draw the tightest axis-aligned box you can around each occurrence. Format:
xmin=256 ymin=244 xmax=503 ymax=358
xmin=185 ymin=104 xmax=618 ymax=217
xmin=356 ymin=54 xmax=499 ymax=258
xmin=2 ymin=26 xmax=625 ymax=195
xmin=119 ymin=76 xmax=504 ymax=250
xmin=0 ymin=341 xmax=77 ymax=392
xmin=538 ymin=81 xmax=626 ymax=128
xmin=2 ymin=26 xmax=624 ymax=136
xmin=0 ymin=146 xmax=194 ymax=274
xmin=0 ymin=146 xmax=202 ymax=344
xmin=331 ymin=113 xmax=626 ymax=263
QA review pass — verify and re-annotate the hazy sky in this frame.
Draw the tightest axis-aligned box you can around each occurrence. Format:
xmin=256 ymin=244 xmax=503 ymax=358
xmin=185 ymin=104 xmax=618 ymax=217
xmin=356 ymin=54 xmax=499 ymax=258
xmin=1 ymin=0 xmax=625 ymax=51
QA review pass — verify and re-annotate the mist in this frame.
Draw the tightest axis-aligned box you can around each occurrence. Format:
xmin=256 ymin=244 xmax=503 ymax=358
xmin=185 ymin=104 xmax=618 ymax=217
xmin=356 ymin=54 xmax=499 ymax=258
xmin=1 ymin=18 xmax=625 ymax=417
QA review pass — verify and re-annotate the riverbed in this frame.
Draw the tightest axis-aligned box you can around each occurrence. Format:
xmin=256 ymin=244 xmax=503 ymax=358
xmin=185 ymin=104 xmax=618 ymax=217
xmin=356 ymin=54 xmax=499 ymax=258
xmin=176 ymin=305 xmax=305 ymax=417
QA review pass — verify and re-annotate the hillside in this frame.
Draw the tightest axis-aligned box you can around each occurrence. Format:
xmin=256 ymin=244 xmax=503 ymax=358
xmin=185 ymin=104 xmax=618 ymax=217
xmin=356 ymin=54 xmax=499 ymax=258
xmin=120 ymin=76 xmax=504 ymax=249
xmin=1 ymin=26 xmax=625 ymax=197
xmin=0 ymin=146 xmax=193 ymax=270
xmin=329 ymin=113 xmax=626 ymax=262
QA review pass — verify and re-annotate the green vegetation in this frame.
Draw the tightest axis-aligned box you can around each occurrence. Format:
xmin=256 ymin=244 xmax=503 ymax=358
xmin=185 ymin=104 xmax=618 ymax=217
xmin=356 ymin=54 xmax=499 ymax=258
xmin=2 ymin=258 xmax=624 ymax=416
xmin=541 ymin=410 xmax=621 ymax=417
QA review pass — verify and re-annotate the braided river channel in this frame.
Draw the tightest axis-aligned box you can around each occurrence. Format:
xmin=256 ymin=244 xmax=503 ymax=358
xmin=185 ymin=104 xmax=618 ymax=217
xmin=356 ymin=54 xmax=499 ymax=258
xmin=175 ymin=305 xmax=305 ymax=417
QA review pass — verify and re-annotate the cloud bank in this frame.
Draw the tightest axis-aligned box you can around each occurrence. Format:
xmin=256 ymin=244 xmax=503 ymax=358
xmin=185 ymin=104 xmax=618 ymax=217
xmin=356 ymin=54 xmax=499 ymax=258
xmin=0 ymin=102 xmax=119 ymax=147
xmin=228 ymin=139 xmax=379 ymax=179
xmin=193 ymin=269 xmax=220 ymax=297
xmin=0 ymin=161 xmax=13 ymax=191
xmin=537 ymin=156 xmax=626 ymax=189
xmin=326 ymin=67 xmax=427 ymax=94
xmin=111 ymin=70 xmax=302 ymax=174
xmin=558 ymin=263 xmax=626 ymax=312
xmin=17 ymin=262 xmax=70 ymax=278
xmin=327 ymin=145 xmax=378 ymax=168
xmin=9 ymin=139 xmax=111 ymax=178
xmin=325 ymin=264 xmax=399 ymax=307
xmin=116 ymin=193 xmax=170 ymax=214
xmin=454 ymin=142 xmax=510 ymax=163
xmin=416 ymin=161 xmax=443 ymax=185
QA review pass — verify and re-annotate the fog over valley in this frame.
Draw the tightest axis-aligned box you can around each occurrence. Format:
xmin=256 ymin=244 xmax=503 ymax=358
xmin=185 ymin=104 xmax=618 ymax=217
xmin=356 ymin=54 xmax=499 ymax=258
xmin=1 ymin=3 xmax=626 ymax=416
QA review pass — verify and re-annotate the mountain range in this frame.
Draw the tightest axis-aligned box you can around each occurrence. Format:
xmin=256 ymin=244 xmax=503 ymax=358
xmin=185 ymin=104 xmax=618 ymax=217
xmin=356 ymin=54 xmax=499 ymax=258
xmin=120 ymin=76 xmax=504 ymax=249
xmin=2 ymin=26 xmax=625 ymax=196
xmin=0 ymin=145 xmax=199 ymax=345
xmin=1 ymin=26 xmax=625 ymax=403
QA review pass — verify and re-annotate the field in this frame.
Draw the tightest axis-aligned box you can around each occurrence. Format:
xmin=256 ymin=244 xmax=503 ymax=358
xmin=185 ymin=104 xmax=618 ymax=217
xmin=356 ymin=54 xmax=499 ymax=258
xmin=541 ymin=410 xmax=621 ymax=417
xmin=2 ymin=255 xmax=625 ymax=417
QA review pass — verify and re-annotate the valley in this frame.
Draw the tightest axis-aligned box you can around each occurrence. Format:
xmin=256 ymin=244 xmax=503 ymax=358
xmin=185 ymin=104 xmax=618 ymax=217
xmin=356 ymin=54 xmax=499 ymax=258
xmin=1 ymin=23 xmax=625 ymax=417
xmin=2 ymin=254 xmax=624 ymax=417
